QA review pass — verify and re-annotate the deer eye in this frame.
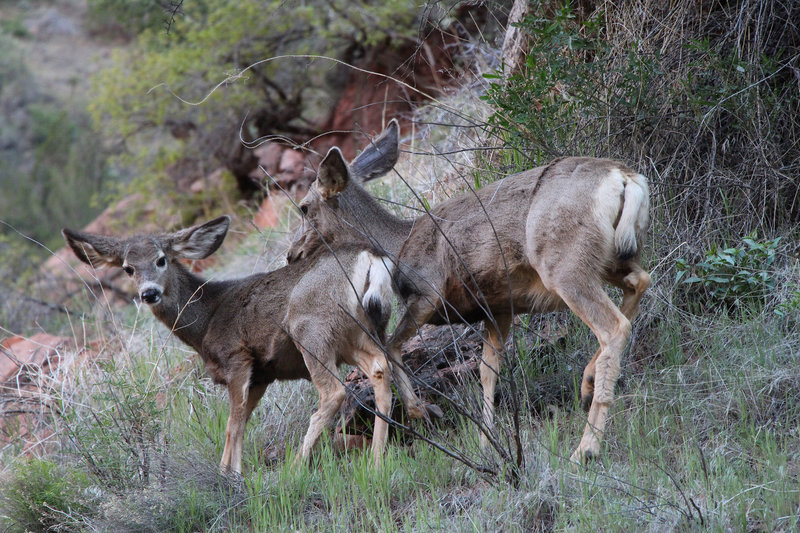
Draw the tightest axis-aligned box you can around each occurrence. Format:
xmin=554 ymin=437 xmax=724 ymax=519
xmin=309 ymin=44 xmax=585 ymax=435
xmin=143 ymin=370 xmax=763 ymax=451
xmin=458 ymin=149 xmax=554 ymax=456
xmin=123 ymin=265 xmax=134 ymax=276
xmin=300 ymin=204 xmax=308 ymax=216
xmin=156 ymin=256 xmax=167 ymax=268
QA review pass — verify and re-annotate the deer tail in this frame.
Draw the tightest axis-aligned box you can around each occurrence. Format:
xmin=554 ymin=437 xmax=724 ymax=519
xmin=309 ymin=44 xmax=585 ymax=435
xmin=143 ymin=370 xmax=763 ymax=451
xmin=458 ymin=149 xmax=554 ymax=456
xmin=360 ymin=253 xmax=394 ymax=334
xmin=615 ymin=172 xmax=650 ymax=261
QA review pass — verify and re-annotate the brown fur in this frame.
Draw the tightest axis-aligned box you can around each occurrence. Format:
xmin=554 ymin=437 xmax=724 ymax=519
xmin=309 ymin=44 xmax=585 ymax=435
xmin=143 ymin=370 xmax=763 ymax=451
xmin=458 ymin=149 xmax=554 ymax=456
xmin=287 ymin=120 xmax=652 ymax=462
xmin=63 ymin=217 xmax=426 ymax=473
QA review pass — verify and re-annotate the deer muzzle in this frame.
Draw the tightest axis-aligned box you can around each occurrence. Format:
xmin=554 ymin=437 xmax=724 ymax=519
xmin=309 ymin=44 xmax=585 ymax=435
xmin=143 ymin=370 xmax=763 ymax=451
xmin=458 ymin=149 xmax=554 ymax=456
xmin=140 ymin=286 xmax=162 ymax=305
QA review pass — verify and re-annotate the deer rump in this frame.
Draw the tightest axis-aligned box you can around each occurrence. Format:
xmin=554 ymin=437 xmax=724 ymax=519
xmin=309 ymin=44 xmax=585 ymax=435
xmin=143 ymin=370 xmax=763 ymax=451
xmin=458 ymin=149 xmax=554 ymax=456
xmin=392 ymin=156 xmax=650 ymax=325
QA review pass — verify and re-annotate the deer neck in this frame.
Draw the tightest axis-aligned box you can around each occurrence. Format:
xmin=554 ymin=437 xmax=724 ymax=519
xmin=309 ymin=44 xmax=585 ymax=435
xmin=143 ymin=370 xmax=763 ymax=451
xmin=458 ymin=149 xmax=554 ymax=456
xmin=149 ymin=264 xmax=222 ymax=352
xmin=342 ymin=184 xmax=414 ymax=257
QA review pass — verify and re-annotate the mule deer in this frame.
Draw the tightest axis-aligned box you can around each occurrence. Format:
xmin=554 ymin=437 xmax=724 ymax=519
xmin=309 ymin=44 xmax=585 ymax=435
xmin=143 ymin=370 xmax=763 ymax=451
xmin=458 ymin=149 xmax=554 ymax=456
xmin=62 ymin=166 xmax=434 ymax=474
xmin=287 ymin=120 xmax=651 ymax=463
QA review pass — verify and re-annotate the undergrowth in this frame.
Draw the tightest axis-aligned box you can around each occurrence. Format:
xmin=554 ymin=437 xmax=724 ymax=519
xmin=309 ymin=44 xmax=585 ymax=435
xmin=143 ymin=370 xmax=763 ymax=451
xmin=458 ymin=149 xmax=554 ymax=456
xmin=2 ymin=1 xmax=799 ymax=531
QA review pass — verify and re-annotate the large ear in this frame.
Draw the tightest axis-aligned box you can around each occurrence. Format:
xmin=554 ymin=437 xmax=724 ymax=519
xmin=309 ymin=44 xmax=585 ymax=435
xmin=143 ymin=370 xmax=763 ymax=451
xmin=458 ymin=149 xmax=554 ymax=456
xmin=170 ymin=216 xmax=230 ymax=260
xmin=350 ymin=119 xmax=399 ymax=183
xmin=62 ymin=228 xmax=125 ymax=269
xmin=316 ymin=147 xmax=350 ymax=199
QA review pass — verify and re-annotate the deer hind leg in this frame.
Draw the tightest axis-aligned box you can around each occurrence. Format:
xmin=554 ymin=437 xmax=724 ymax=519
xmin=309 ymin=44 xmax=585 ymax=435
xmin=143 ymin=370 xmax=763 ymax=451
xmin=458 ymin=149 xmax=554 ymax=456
xmin=618 ymin=263 xmax=651 ymax=321
xmin=297 ymin=346 xmax=346 ymax=462
xmin=551 ymin=281 xmax=631 ymax=463
xmin=354 ymin=348 xmax=393 ymax=465
xmin=581 ymin=262 xmax=650 ymax=412
xmin=220 ymin=366 xmax=253 ymax=474
xmin=385 ymin=302 xmax=444 ymax=420
xmin=479 ymin=314 xmax=511 ymax=450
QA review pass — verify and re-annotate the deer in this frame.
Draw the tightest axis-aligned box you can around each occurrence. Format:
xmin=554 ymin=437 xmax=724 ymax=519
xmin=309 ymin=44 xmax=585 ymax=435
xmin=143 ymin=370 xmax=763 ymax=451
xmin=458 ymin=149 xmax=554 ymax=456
xmin=61 ymin=150 xmax=438 ymax=475
xmin=286 ymin=119 xmax=651 ymax=463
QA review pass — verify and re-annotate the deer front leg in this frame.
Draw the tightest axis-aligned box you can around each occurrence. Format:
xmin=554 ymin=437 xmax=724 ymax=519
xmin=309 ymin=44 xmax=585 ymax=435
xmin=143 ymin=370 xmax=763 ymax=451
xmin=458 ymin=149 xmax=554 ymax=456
xmin=220 ymin=367 xmax=252 ymax=474
xmin=479 ymin=315 xmax=511 ymax=449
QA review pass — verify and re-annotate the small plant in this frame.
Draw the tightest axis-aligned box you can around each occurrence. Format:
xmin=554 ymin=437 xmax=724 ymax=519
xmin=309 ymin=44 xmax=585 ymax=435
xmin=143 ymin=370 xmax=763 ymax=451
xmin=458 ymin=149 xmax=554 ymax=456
xmin=0 ymin=459 xmax=96 ymax=532
xmin=1 ymin=17 xmax=30 ymax=39
xmin=676 ymin=234 xmax=781 ymax=312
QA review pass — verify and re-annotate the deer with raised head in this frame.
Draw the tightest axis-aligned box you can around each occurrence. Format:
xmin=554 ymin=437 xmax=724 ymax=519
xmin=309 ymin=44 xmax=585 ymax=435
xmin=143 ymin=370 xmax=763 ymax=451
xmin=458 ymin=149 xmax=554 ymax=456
xmin=287 ymin=119 xmax=651 ymax=463
xmin=62 ymin=148 xmax=435 ymax=474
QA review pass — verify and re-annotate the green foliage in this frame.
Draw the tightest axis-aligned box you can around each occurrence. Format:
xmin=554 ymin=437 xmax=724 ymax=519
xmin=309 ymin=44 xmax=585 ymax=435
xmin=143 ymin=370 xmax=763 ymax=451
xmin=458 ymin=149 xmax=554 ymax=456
xmin=63 ymin=356 xmax=167 ymax=492
xmin=483 ymin=1 xmax=660 ymax=162
xmin=483 ymin=0 xmax=800 ymax=245
xmin=0 ymin=16 xmax=29 ymax=39
xmin=0 ymin=459 xmax=96 ymax=532
xmin=89 ymin=0 xmax=425 ymax=212
xmin=86 ymin=0 xmax=171 ymax=38
xmin=1 ymin=34 xmax=109 ymax=276
xmin=676 ymin=234 xmax=781 ymax=313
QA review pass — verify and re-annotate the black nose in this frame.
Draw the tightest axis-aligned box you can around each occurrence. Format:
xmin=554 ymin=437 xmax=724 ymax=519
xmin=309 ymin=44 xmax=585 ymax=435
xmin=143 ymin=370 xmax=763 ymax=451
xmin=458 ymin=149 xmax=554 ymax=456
xmin=141 ymin=288 xmax=162 ymax=304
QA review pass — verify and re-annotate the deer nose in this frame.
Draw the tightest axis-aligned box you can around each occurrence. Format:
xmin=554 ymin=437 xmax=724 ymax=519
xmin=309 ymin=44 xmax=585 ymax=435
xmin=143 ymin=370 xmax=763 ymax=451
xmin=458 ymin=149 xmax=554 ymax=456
xmin=140 ymin=287 xmax=162 ymax=304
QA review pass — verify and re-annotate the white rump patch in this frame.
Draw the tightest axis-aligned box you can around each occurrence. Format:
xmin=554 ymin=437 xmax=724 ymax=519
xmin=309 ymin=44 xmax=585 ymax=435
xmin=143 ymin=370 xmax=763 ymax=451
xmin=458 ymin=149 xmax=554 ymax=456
xmin=348 ymin=251 xmax=394 ymax=315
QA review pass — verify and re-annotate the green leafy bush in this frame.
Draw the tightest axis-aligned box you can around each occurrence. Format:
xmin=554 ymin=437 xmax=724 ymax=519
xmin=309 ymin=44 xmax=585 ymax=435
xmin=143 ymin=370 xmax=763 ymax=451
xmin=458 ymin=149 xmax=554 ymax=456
xmin=483 ymin=0 xmax=800 ymax=250
xmin=0 ymin=459 xmax=96 ymax=532
xmin=1 ymin=35 xmax=109 ymax=286
xmin=676 ymin=234 xmax=781 ymax=312
xmin=483 ymin=1 xmax=660 ymax=162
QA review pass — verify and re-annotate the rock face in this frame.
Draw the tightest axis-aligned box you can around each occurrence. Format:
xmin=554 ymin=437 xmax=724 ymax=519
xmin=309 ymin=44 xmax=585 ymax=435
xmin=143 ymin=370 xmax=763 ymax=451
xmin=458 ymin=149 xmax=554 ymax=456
xmin=0 ymin=334 xmax=81 ymax=454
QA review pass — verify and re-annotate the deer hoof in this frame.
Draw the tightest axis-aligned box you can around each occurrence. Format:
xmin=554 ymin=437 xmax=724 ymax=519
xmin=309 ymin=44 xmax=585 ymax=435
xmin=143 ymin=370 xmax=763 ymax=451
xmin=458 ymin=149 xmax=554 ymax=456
xmin=580 ymin=393 xmax=593 ymax=412
xmin=425 ymin=403 xmax=444 ymax=419
xmin=569 ymin=447 xmax=597 ymax=465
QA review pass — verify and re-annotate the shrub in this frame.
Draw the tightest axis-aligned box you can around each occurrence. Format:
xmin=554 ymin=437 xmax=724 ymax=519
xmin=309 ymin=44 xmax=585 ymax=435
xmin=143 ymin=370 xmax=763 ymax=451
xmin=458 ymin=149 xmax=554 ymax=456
xmin=483 ymin=0 xmax=800 ymax=255
xmin=89 ymin=0 xmax=427 ymax=209
xmin=0 ymin=459 xmax=96 ymax=532
xmin=675 ymin=234 xmax=781 ymax=313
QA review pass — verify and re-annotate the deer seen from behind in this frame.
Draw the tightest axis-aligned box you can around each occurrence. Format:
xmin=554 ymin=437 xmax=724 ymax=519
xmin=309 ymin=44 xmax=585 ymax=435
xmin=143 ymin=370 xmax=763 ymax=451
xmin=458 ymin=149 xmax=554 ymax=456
xmin=287 ymin=119 xmax=651 ymax=463
xmin=62 ymin=143 xmax=437 ymax=474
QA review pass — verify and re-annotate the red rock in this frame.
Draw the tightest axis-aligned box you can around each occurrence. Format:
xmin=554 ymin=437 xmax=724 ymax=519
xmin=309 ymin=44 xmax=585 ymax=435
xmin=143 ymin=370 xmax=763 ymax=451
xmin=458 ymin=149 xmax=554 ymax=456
xmin=0 ymin=333 xmax=75 ymax=383
xmin=254 ymin=195 xmax=281 ymax=229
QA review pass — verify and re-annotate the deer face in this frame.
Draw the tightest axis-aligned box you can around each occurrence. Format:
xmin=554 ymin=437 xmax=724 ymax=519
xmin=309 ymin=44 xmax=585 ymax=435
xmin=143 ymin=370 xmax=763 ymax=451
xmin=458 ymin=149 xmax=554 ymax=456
xmin=63 ymin=216 xmax=230 ymax=306
xmin=287 ymin=148 xmax=351 ymax=262
xmin=119 ymin=238 xmax=172 ymax=305
xmin=287 ymin=119 xmax=401 ymax=263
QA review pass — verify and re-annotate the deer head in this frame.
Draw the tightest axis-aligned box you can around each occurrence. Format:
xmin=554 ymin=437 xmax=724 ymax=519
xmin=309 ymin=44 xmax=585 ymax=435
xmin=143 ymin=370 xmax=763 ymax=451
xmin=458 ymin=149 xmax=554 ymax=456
xmin=287 ymin=119 xmax=404 ymax=262
xmin=62 ymin=216 xmax=230 ymax=306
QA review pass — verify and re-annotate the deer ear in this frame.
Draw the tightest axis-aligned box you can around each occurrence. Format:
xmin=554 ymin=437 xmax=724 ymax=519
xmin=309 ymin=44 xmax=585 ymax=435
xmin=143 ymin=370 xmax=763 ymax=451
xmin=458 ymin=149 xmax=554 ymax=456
xmin=62 ymin=229 xmax=124 ymax=269
xmin=350 ymin=119 xmax=399 ymax=183
xmin=171 ymin=216 xmax=230 ymax=260
xmin=316 ymin=147 xmax=349 ymax=199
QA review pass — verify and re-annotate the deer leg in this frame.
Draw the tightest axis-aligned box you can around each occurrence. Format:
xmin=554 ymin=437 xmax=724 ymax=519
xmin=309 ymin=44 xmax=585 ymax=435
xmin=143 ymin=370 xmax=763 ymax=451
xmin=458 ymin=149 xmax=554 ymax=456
xmin=619 ymin=263 xmax=651 ymax=321
xmin=581 ymin=263 xmax=650 ymax=412
xmin=244 ymin=382 xmax=268 ymax=424
xmin=356 ymin=349 xmax=392 ymax=465
xmin=220 ymin=367 xmax=252 ymax=474
xmin=479 ymin=314 xmax=511 ymax=450
xmin=550 ymin=282 xmax=631 ymax=463
xmin=297 ymin=347 xmax=346 ymax=462
xmin=385 ymin=305 xmax=443 ymax=420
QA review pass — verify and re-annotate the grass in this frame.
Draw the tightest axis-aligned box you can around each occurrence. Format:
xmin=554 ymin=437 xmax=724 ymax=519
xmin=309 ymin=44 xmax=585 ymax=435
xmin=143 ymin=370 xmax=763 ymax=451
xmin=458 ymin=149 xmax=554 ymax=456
xmin=2 ymin=293 xmax=799 ymax=531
